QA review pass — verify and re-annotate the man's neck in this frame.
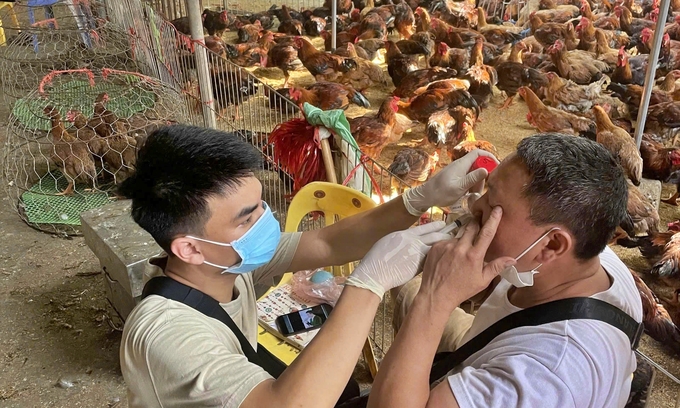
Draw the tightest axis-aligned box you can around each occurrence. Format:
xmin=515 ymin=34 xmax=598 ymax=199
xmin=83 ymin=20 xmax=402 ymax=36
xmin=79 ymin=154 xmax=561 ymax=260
xmin=508 ymin=257 xmax=610 ymax=309
xmin=164 ymin=257 xmax=238 ymax=303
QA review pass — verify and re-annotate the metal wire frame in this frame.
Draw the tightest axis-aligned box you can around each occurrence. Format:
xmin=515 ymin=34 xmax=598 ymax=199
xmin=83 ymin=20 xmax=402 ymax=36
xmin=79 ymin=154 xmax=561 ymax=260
xmin=0 ymin=1 xmax=143 ymax=102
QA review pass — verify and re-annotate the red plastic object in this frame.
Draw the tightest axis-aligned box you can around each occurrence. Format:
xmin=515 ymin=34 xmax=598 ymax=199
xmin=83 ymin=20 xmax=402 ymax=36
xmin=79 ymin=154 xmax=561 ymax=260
xmin=470 ymin=156 xmax=497 ymax=173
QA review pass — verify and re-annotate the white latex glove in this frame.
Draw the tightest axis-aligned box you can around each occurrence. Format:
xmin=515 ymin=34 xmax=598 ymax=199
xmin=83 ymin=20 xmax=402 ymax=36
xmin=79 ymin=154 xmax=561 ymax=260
xmin=403 ymin=149 xmax=499 ymax=216
xmin=346 ymin=221 xmax=450 ymax=299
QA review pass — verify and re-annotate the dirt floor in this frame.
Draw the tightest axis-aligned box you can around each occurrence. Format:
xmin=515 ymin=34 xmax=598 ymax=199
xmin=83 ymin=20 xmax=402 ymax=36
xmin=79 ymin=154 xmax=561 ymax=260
xmin=3 ymin=18 xmax=680 ymax=408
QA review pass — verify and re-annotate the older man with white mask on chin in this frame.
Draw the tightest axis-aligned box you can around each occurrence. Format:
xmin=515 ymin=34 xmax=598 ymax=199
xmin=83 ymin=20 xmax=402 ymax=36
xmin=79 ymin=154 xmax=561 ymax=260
xmin=372 ymin=133 xmax=643 ymax=408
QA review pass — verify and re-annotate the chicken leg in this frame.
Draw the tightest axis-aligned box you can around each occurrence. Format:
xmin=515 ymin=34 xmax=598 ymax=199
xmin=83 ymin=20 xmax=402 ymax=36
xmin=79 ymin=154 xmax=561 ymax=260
xmin=662 ymin=191 xmax=679 ymax=206
xmin=55 ymin=180 xmax=75 ymax=196
xmin=499 ymin=95 xmax=515 ymax=110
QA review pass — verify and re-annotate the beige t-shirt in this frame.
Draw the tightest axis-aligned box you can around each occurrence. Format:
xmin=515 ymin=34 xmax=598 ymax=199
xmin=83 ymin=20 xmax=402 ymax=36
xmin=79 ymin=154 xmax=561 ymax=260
xmin=120 ymin=232 xmax=302 ymax=408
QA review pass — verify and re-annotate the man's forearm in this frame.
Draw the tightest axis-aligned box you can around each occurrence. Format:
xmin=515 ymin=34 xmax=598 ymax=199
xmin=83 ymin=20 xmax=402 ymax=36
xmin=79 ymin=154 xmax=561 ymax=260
xmin=317 ymin=196 xmax=420 ymax=266
xmin=244 ymin=286 xmax=381 ymax=408
xmin=368 ymin=295 xmax=458 ymax=408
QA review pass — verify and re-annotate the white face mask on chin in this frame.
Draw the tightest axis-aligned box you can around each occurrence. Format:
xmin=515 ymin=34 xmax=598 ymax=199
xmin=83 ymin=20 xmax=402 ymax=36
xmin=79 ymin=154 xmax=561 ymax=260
xmin=500 ymin=227 xmax=560 ymax=288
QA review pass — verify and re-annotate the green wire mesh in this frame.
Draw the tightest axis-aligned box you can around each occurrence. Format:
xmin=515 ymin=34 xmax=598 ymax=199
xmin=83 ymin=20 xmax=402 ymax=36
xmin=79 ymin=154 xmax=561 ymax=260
xmin=20 ymin=170 xmax=111 ymax=226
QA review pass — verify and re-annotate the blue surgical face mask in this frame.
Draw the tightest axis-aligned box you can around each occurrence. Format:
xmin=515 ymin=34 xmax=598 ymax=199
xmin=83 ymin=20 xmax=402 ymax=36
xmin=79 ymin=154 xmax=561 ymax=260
xmin=186 ymin=201 xmax=282 ymax=274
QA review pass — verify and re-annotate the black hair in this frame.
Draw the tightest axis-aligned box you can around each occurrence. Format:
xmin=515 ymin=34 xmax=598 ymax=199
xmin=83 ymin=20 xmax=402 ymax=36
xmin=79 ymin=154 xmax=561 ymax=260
xmin=118 ymin=125 xmax=262 ymax=252
xmin=514 ymin=133 xmax=628 ymax=260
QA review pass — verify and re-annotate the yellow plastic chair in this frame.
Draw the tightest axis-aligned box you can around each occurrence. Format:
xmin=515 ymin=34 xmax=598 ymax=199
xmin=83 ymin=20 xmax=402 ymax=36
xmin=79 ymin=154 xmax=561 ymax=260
xmin=0 ymin=2 xmax=21 ymax=46
xmin=258 ymin=182 xmax=380 ymax=375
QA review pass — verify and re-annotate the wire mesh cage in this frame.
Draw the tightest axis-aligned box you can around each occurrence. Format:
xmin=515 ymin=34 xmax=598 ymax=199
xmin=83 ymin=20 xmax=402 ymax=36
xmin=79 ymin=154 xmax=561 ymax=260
xmin=0 ymin=1 xmax=150 ymax=104
xmin=2 ymin=68 xmax=189 ymax=235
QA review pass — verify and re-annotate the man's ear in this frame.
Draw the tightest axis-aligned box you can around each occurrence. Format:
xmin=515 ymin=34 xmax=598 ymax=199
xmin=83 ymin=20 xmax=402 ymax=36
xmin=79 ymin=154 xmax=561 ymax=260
xmin=536 ymin=229 xmax=571 ymax=265
xmin=170 ymin=237 xmax=205 ymax=266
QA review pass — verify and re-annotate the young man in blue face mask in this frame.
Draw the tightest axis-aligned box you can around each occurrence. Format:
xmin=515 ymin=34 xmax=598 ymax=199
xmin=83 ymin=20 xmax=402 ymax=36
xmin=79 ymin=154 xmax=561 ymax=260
xmin=117 ymin=124 xmax=497 ymax=408
xmin=372 ymin=134 xmax=643 ymax=408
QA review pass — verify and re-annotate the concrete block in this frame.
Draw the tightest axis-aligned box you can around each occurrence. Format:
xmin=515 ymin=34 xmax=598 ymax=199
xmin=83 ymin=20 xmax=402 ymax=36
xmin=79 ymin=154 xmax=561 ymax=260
xmin=81 ymin=200 xmax=161 ymax=320
xmin=638 ymin=178 xmax=662 ymax=211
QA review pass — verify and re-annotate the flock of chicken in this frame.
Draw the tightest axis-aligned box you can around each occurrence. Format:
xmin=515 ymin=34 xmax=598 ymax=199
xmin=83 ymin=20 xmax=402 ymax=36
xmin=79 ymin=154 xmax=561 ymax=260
xmin=44 ymin=93 xmax=169 ymax=196
xmin=162 ymin=0 xmax=680 ymax=357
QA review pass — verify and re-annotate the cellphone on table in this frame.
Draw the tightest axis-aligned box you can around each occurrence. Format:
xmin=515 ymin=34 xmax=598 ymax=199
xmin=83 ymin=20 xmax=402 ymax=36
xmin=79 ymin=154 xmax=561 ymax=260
xmin=275 ymin=303 xmax=333 ymax=336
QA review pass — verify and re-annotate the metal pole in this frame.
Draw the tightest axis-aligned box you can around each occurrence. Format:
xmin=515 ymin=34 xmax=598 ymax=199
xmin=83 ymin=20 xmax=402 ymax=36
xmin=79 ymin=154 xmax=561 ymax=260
xmin=634 ymin=0 xmax=670 ymax=149
xmin=331 ymin=0 xmax=337 ymax=50
xmin=187 ymin=0 xmax=217 ymax=129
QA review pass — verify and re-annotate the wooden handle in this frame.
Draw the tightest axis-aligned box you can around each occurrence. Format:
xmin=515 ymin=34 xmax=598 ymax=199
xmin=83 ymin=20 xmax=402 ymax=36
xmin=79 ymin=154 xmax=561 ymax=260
xmin=320 ymin=138 xmax=338 ymax=184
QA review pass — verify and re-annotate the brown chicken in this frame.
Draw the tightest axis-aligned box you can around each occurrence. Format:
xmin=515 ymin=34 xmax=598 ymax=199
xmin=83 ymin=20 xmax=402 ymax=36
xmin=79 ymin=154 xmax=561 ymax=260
xmin=294 ymin=37 xmax=357 ymax=82
xmin=595 ymin=29 xmax=620 ymax=68
xmin=392 ymin=67 xmax=461 ymax=98
xmin=592 ymin=105 xmax=643 ymax=185
xmin=304 ymin=16 xmax=328 ymax=37
xmin=580 ymin=0 xmax=619 ymax=30
xmin=354 ymin=39 xmax=385 ymax=60
xmin=289 ymin=82 xmax=370 ymax=110
xmin=576 ymin=17 xmax=597 ymax=52
xmin=640 ymin=133 xmax=680 ymax=183
xmin=265 ymin=41 xmax=302 ymax=87
xmin=429 ymin=42 xmax=470 ymax=72
xmin=396 ymin=31 xmax=436 ymax=64
xmin=476 ymin=7 xmax=522 ymax=36
xmin=325 ymin=0 xmax=353 ymax=14
xmin=88 ymin=93 xmax=124 ymax=139
xmin=530 ymin=12 xmax=577 ymax=49
xmin=616 ymin=5 xmax=655 ymax=36
xmin=357 ymin=12 xmax=388 ymax=41
xmin=237 ymin=21 xmax=263 ymax=43
xmin=44 ymin=106 xmax=97 ymax=196
xmin=339 ymin=42 xmax=387 ymax=91
xmin=334 ymin=42 xmax=370 ymax=60
xmin=518 ymin=87 xmax=596 ymax=136
xmin=448 ymin=140 xmax=498 ymax=161
xmin=427 ymin=105 xmax=477 ymax=160
xmin=277 ymin=5 xmax=303 ymax=36
xmin=644 ymin=102 xmax=680 ymax=143
xmin=82 ymin=95 xmax=139 ymax=183
xmin=628 ymin=180 xmax=661 ymax=235
xmin=544 ymin=72 xmax=608 ymax=113
xmin=350 ymin=97 xmax=400 ymax=161
xmin=397 ymin=81 xmax=479 ymax=124
xmin=66 ymin=110 xmax=97 ymax=143
xmin=607 ymin=82 xmax=672 ymax=117
xmin=629 ymin=269 xmax=680 ymax=355
xmin=611 ymin=47 xmax=647 ymax=85
xmin=666 ymin=14 xmax=680 ymax=41
xmin=385 ymin=40 xmax=420 ymax=86
xmin=393 ymin=1 xmax=416 ymax=39
xmin=647 ymin=231 xmax=680 ymax=278
xmin=388 ymin=147 xmax=438 ymax=193
xmin=639 ymin=227 xmax=680 ymax=266
xmin=495 ymin=61 xmax=548 ymax=109
xmin=225 ymin=41 xmax=267 ymax=67
xmin=202 ymin=9 xmax=230 ymax=37
xmin=547 ymin=40 xmax=609 ymax=85
xmin=462 ymin=37 xmax=498 ymax=108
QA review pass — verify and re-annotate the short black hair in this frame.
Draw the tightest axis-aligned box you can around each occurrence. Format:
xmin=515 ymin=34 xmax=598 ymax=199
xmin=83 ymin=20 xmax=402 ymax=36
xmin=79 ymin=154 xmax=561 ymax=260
xmin=514 ymin=133 xmax=628 ymax=260
xmin=119 ymin=125 xmax=261 ymax=252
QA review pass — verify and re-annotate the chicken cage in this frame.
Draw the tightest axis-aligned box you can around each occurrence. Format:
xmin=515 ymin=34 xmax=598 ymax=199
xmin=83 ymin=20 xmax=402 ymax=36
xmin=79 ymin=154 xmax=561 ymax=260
xmin=2 ymin=68 xmax=190 ymax=235
xmin=0 ymin=1 xmax=151 ymax=105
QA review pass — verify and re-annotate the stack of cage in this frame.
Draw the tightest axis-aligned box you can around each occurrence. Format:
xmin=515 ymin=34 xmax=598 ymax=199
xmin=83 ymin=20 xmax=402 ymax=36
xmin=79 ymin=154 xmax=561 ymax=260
xmin=2 ymin=68 xmax=189 ymax=235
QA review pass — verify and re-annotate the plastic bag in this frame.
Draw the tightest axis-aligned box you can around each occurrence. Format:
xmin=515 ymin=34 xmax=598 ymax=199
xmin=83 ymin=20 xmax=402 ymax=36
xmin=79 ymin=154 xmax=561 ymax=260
xmin=290 ymin=269 xmax=346 ymax=306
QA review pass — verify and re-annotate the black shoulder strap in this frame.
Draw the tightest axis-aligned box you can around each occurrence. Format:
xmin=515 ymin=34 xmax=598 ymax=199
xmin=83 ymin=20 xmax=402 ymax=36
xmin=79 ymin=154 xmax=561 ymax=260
xmin=142 ymin=276 xmax=286 ymax=378
xmin=429 ymin=297 xmax=643 ymax=384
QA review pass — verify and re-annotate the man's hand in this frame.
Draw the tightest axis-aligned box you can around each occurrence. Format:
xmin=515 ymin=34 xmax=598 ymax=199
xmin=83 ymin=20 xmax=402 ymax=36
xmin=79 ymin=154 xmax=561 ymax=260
xmin=417 ymin=207 xmax=515 ymax=314
xmin=402 ymin=150 xmax=498 ymax=216
xmin=346 ymin=221 xmax=451 ymax=299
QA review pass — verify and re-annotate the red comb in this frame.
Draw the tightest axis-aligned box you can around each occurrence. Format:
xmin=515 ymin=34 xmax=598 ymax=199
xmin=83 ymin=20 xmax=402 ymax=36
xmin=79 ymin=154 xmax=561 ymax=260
xmin=470 ymin=156 xmax=497 ymax=173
